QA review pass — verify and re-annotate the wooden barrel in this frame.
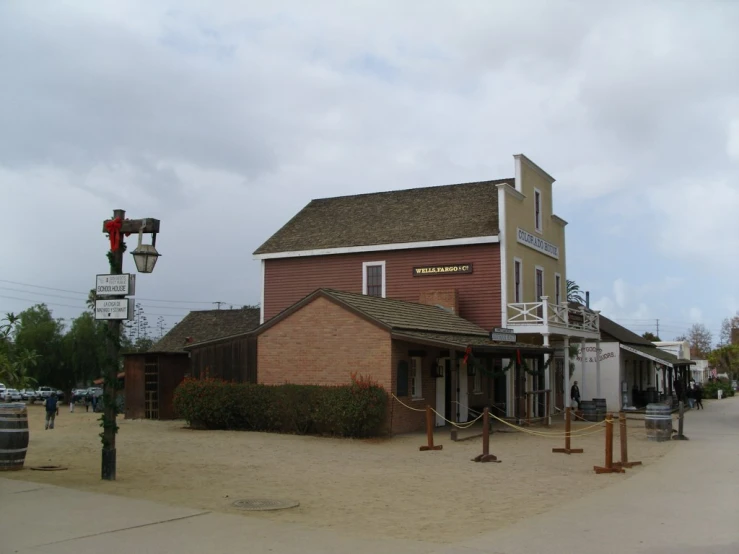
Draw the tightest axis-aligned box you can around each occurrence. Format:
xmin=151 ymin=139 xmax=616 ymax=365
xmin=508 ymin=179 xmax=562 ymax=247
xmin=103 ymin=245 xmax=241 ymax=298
xmin=0 ymin=403 xmax=29 ymax=471
xmin=580 ymin=400 xmax=597 ymax=422
xmin=645 ymin=403 xmax=672 ymax=442
xmin=593 ymin=398 xmax=607 ymax=422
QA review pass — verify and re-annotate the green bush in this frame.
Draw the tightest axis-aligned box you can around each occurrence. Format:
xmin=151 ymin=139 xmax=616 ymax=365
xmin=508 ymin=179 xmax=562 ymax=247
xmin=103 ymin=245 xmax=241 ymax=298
xmin=173 ymin=373 xmax=388 ymax=438
xmin=701 ymin=381 xmax=735 ymax=399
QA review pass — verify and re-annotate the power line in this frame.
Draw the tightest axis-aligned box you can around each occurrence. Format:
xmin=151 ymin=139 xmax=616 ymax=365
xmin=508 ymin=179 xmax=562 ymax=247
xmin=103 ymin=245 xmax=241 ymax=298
xmin=0 ymin=278 xmax=232 ymax=305
xmin=0 ymin=294 xmax=189 ymax=318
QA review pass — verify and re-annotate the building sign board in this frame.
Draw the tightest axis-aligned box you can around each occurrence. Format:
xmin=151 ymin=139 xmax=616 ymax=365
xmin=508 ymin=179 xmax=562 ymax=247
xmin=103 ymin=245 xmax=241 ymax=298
xmin=95 ymin=298 xmax=134 ymax=320
xmin=516 ymin=228 xmax=559 ymax=259
xmin=96 ymin=274 xmax=135 ymax=296
xmin=413 ymin=264 xmax=473 ymax=277
xmin=490 ymin=331 xmax=516 ymax=342
xmin=493 ymin=327 xmax=515 ymax=334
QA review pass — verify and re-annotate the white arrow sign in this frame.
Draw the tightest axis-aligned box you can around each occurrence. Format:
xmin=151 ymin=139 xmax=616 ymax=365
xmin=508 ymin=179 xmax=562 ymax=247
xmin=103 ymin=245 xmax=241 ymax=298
xmin=96 ymin=274 xmax=135 ymax=296
xmin=95 ymin=298 xmax=134 ymax=320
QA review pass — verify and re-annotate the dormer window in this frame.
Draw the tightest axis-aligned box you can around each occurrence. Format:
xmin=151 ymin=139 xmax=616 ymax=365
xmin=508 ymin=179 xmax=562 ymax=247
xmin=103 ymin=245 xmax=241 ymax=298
xmin=534 ymin=189 xmax=542 ymax=232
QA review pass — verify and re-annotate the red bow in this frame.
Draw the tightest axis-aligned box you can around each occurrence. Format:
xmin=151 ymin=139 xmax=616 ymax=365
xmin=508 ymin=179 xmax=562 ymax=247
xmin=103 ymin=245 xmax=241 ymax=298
xmin=463 ymin=346 xmax=472 ymax=364
xmin=516 ymin=349 xmax=522 ymax=365
xmin=105 ymin=217 xmax=123 ymax=251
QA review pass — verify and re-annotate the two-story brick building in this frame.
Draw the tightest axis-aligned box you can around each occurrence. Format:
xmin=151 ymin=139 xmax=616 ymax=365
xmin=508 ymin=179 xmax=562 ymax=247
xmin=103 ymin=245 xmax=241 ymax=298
xmin=253 ymin=154 xmax=601 ymax=431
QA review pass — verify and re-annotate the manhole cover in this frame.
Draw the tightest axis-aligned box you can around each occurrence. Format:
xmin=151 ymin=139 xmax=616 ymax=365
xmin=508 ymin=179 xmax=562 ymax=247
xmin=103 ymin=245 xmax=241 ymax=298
xmin=232 ymin=499 xmax=299 ymax=511
xmin=29 ymin=465 xmax=68 ymax=471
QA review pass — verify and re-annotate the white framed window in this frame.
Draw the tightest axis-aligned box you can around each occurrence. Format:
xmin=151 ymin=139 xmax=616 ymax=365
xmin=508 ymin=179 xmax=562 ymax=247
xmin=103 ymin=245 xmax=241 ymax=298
xmin=362 ymin=261 xmax=386 ymax=298
xmin=534 ymin=188 xmax=542 ymax=233
xmin=473 ymin=369 xmax=482 ymax=394
xmin=513 ymin=258 xmax=523 ymax=303
xmin=535 ymin=266 xmax=544 ymax=318
xmin=555 ymin=273 xmax=562 ymax=306
xmin=410 ymin=357 xmax=423 ymax=399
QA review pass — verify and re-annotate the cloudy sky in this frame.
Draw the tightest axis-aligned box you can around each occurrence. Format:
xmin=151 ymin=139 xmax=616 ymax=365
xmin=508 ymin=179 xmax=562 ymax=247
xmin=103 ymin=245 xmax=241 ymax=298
xmin=1 ymin=1 xmax=737 ymax=342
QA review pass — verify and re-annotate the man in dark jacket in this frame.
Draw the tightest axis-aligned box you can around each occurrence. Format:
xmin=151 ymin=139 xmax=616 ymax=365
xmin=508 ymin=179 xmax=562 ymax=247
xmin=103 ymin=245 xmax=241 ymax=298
xmin=694 ymin=383 xmax=704 ymax=410
xmin=44 ymin=393 xmax=59 ymax=430
xmin=570 ymin=381 xmax=581 ymax=409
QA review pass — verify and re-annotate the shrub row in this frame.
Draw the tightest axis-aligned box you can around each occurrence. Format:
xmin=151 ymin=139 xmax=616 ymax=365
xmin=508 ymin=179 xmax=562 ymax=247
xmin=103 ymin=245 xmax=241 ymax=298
xmin=700 ymin=380 xmax=735 ymax=399
xmin=172 ymin=373 xmax=388 ymax=438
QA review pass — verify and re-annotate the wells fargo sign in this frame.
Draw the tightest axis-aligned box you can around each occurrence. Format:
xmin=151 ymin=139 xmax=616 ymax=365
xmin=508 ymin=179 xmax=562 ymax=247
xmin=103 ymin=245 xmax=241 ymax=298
xmin=413 ymin=264 xmax=473 ymax=276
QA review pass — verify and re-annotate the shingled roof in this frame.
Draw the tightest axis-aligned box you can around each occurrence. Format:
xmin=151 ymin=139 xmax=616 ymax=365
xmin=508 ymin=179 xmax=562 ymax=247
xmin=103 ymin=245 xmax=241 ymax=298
xmin=257 ymin=289 xmax=553 ymax=353
xmin=597 ymin=314 xmax=654 ymax=346
xmin=148 ymin=308 xmax=260 ymax=354
xmin=253 ymin=178 xmax=512 ymax=255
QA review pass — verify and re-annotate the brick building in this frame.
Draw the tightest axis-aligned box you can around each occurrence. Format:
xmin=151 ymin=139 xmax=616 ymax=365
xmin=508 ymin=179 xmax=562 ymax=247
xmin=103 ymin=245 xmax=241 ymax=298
xmin=252 ymin=153 xmax=602 ymax=430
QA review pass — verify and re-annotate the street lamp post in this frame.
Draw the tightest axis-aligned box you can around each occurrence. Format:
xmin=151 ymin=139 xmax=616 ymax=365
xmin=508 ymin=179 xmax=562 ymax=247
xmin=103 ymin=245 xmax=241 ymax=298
xmin=100 ymin=209 xmax=161 ymax=481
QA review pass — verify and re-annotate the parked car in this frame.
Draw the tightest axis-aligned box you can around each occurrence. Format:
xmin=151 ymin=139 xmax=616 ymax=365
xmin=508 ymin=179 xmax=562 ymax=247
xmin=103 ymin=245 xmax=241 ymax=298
xmin=3 ymin=389 xmax=23 ymax=402
xmin=21 ymin=389 xmax=37 ymax=402
xmin=732 ymin=380 xmax=738 ymax=392
xmin=36 ymin=386 xmax=55 ymax=399
xmin=0 ymin=383 xmax=6 ymax=398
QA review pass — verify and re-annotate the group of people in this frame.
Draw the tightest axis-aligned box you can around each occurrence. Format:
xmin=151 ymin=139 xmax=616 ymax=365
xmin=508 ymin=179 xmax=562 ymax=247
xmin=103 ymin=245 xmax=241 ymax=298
xmin=44 ymin=391 xmax=99 ymax=430
xmin=569 ymin=379 xmax=704 ymax=410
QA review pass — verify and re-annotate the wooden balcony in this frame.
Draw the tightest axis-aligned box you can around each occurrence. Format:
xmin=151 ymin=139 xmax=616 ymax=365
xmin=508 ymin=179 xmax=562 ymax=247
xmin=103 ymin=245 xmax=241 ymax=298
xmin=506 ymin=297 xmax=600 ymax=339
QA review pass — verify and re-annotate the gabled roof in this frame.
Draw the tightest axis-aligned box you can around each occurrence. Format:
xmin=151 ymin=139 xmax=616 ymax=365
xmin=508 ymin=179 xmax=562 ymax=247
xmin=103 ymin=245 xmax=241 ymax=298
xmin=620 ymin=344 xmax=694 ymax=368
xmin=147 ymin=308 xmax=261 ymax=354
xmin=596 ymin=313 xmax=654 ymax=346
xmin=256 ymin=289 xmax=553 ymax=354
xmin=253 ymin=178 xmax=512 ymax=255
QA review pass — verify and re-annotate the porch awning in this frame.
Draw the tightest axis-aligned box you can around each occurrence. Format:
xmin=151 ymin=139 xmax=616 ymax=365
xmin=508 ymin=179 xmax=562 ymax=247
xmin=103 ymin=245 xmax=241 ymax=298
xmin=620 ymin=344 xmax=695 ymax=368
xmin=391 ymin=330 xmax=555 ymax=356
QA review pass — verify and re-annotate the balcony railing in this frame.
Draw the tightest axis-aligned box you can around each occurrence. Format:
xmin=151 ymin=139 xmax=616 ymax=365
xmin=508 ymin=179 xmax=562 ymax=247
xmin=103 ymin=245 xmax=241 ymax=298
xmin=507 ymin=296 xmax=599 ymax=336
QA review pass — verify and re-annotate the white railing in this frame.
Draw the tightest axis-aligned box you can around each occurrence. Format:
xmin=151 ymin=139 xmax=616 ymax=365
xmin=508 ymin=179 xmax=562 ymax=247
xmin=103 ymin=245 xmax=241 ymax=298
xmin=507 ymin=296 xmax=599 ymax=335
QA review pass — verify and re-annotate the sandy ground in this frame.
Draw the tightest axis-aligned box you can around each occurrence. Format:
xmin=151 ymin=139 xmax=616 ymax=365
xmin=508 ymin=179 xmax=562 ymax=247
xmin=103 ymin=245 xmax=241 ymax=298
xmin=4 ymin=403 xmax=676 ymax=544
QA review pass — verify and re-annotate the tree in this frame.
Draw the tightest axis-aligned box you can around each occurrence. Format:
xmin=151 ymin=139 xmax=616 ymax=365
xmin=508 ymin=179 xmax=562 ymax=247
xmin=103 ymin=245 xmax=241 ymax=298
xmin=708 ymin=345 xmax=739 ymax=380
xmin=719 ymin=312 xmax=739 ymax=346
xmin=86 ymin=288 xmax=98 ymax=312
xmin=13 ymin=304 xmax=67 ymax=390
xmin=0 ymin=313 xmax=39 ymax=390
xmin=566 ymin=279 xmax=584 ymax=304
xmin=675 ymin=323 xmax=713 ymax=359
xmin=642 ymin=331 xmax=661 ymax=342
xmin=63 ymin=312 xmax=107 ymax=386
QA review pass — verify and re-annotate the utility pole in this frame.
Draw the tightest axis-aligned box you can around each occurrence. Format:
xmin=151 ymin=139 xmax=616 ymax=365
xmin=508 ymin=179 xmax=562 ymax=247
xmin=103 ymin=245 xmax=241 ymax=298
xmin=213 ymin=301 xmax=224 ymax=310
xmin=656 ymin=319 xmax=660 ymax=339
xmin=100 ymin=210 xmax=160 ymax=481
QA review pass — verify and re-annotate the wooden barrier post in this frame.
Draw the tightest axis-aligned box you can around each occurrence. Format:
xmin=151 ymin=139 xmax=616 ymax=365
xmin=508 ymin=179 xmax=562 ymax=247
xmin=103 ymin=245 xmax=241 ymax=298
xmin=594 ymin=413 xmax=625 ymax=474
xmin=553 ymin=407 xmax=583 ymax=454
xmin=672 ymin=401 xmax=689 ymax=441
xmin=473 ymin=408 xmax=500 ymax=463
xmin=420 ymin=406 xmax=443 ymax=451
xmin=614 ymin=412 xmax=641 ymax=469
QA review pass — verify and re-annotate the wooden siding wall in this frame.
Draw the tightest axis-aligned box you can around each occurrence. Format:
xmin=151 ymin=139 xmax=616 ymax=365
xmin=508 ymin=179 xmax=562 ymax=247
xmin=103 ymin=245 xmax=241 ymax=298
xmin=264 ymin=243 xmax=501 ymax=330
xmin=124 ymin=354 xmax=146 ymax=420
xmin=158 ymin=355 xmax=190 ymax=420
xmin=189 ymin=336 xmax=257 ymax=384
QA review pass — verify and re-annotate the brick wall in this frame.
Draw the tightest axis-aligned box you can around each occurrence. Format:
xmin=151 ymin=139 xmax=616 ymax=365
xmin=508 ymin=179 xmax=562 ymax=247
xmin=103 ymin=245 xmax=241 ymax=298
xmin=257 ymin=296 xmax=392 ymax=390
xmin=418 ymin=289 xmax=459 ymax=314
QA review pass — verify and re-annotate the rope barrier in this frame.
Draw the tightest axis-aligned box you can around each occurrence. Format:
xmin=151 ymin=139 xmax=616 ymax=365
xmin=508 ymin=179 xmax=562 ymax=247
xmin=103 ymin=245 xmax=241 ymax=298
xmin=390 ymin=394 xmax=484 ymax=429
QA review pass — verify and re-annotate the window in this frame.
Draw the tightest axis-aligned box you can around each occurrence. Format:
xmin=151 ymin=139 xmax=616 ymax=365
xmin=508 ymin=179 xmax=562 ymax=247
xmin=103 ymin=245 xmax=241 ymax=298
xmin=535 ymin=267 xmax=544 ymax=318
xmin=396 ymin=361 xmax=409 ymax=397
xmin=513 ymin=259 xmax=522 ymax=303
xmin=473 ymin=368 xmax=482 ymax=394
xmin=362 ymin=261 xmax=386 ymax=297
xmin=555 ymin=273 xmax=562 ymax=306
xmin=410 ymin=357 xmax=423 ymax=399
xmin=534 ymin=189 xmax=542 ymax=232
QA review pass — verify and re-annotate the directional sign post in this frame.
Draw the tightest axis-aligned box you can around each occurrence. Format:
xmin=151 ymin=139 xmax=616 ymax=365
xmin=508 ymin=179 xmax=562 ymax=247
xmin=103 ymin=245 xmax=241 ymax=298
xmin=96 ymin=274 xmax=135 ymax=297
xmin=94 ymin=298 xmax=134 ymax=320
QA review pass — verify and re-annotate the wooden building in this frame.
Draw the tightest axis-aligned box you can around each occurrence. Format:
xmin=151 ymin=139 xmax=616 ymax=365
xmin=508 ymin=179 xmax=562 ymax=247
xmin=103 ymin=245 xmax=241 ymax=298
xmin=253 ymin=153 xmax=601 ymax=424
xmin=123 ymin=308 xmax=260 ymax=420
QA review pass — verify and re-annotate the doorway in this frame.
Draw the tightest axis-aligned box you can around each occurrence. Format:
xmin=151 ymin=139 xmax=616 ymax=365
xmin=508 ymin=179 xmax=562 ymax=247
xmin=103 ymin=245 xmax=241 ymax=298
xmin=435 ymin=359 xmax=446 ymax=427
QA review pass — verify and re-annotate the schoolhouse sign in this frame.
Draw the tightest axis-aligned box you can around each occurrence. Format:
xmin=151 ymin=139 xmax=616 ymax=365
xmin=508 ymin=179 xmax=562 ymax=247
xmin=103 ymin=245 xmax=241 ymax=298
xmin=516 ymin=228 xmax=560 ymax=259
xmin=413 ymin=264 xmax=473 ymax=276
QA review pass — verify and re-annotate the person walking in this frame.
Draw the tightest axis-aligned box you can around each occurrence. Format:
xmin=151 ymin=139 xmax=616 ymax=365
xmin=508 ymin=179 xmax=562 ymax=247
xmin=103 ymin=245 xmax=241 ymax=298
xmin=85 ymin=391 xmax=91 ymax=413
xmin=687 ymin=383 xmax=696 ymax=409
xmin=44 ymin=393 xmax=59 ymax=430
xmin=570 ymin=381 xmax=581 ymax=409
xmin=694 ymin=383 xmax=704 ymax=410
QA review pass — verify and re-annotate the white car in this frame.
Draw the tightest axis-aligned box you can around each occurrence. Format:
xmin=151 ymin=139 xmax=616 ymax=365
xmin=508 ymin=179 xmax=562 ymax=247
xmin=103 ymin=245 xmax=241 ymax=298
xmin=0 ymin=383 xmax=6 ymax=398
xmin=37 ymin=386 xmax=55 ymax=399
xmin=3 ymin=389 xmax=23 ymax=402
xmin=22 ymin=389 xmax=37 ymax=402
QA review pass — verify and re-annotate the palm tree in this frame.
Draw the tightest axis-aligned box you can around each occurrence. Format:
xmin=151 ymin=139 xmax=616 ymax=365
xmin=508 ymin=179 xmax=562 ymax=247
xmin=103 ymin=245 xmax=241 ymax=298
xmin=566 ymin=279 xmax=584 ymax=304
xmin=86 ymin=289 xmax=97 ymax=312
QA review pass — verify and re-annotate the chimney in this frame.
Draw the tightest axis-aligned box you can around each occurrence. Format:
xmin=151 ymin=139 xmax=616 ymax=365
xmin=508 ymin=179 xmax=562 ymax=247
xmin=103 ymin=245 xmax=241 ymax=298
xmin=585 ymin=291 xmax=590 ymax=308
xmin=419 ymin=289 xmax=460 ymax=315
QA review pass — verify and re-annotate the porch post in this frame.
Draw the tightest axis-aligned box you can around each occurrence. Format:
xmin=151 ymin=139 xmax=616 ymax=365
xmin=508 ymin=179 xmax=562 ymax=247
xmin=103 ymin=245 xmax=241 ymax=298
xmin=580 ymin=338 xmax=586 ymax=400
xmin=451 ymin=349 xmax=458 ymax=424
xmin=596 ymin=339 xmax=601 ymax=398
xmin=543 ymin=333 xmax=551 ymax=424
xmin=563 ymin=337 xmax=571 ymax=408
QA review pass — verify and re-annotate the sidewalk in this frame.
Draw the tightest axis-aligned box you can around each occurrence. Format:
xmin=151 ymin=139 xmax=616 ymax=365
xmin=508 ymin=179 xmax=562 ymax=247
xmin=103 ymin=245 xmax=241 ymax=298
xmin=2 ymin=398 xmax=738 ymax=554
